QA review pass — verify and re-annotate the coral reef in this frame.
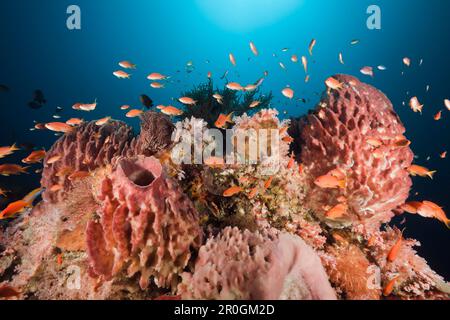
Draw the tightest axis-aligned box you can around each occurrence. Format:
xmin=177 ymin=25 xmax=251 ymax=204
xmin=177 ymin=80 xmax=273 ymax=127
xmin=179 ymin=227 xmax=336 ymax=300
xmin=296 ymin=75 xmax=413 ymax=231
xmin=1 ymin=75 xmax=448 ymax=300
xmin=86 ymin=156 xmax=203 ymax=291
xmin=41 ymin=120 xmax=135 ymax=203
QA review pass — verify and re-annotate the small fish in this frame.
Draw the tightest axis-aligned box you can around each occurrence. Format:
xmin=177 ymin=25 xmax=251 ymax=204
xmin=215 ymin=112 xmax=234 ymax=129
xmin=325 ymin=203 xmax=348 ymax=220
xmin=387 ymin=232 xmax=403 ymax=262
xmin=150 ymin=82 xmax=165 ymax=89
xmin=226 ymin=82 xmax=244 ymax=91
xmin=434 ymin=110 xmax=442 ymax=121
xmin=126 ymin=109 xmax=144 ymax=118
xmin=160 ymin=106 xmax=183 ymax=116
xmin=0 ymin=187 xmax=43 ymax=220
xmin=377 ymin=65 xmax=387 ymax=71
xmin=78 ymin=99 xmax=97 ymax=112
xmin=281 ymin=47 xmax=289 ymax=52
xmin=57 ymin=253 xmax=63 ymax=266
xmin=287 ymin=153 xmax=295 ymax=169
xmin=118 ymin=61 xmax=136 ymax=69
xmin=338 ymin=53 xmax=344 ymax=65
xmin=223 ymin=186 xmax=243 ymax=197
xmin=45 ymin=122 xmax=73 ymax=133
xmin=314 ymin=173 xmax=346 ymax=189
xmin=113 ymin=70 xmax=131 ymax=79
xmin=440 ymin=151 xmax=447 ymax=159
xmin=350 ymin=39 xmax=360 ymax=45
xmin=445 ymin=99 xmax=450 ymax=111
xmin=0 ymin=144 xmax=20 ymax=159
xmin=301 ymin=56 xmax=308 ymax=73
xmin=50 ymin=184 xmax=63 ymax=192
xmin=282 ymin=87 xmax=294 ymax=99
xmin=0 ymin=284 xmax=21 ymax=299
xmin=68 ymin=171 xmax=90 ymax=181
xmin=249 ymin=42 xmax=259 ymax=56
xmin=229 ymin=53 xmax=236 ymax=66
xmin=95 ymin=117 xmax=111 ymax=126
xmin=282 ymin=136 xmax=294 ymax=143
xmin=178 ymin=97 xmax=197 ymax=105
xmin=400 ymin=201 xmax=423 ymax=214
xmin=291 ymin=54 xmax=298 ymax=63
xmin=244 ymin=84 xmax=257 ymax=92
xmin=264 ymin=176 xmax=274 ymax=189
xmin=403 ymin=57 xmax=411 ymax=67
xmin=213 ymin=93 xmax=223 ymax=104
xmin=408 ymin=165 xmax=436 ymax=179
xmin=0 ymin=164 xmax=29 ymax=176
xmin=308 ymin=39 xmax=316 ymax=55
xmin=249 ymin=101 xmax=261 ymax=108
xmin=66 ymin=118 xmax=83 ymax=126
xmin=207 ymin=71 xmax=212 ymax=78
xmin=360 ymin=66 xmax=374 ymax=77
xmin=383 ymin=276 xmax=400 ymax=297
xmin=120 ymin=105 xmax=130 ymax=110
xmin=34 ymin=123 xmax=46 ymax=130
xmin=417 ymin=201 xmax=449 ymax=228
xmin=279 ymin=62 xmax=286 ymax=70
xmin=22 ymin=150 xmax=46 ymax=164
xmin=409 ymin=97 xmax=423 ymax=113
xmin=147 ymin=73 xmax=168 ymax=81
xmin=325 ymin=77 xmax=343 ymax=90
xmin=46 ymin=155 xmax=62 ymax=165
xmin=139 ymin=95 xmax=154 ymax=109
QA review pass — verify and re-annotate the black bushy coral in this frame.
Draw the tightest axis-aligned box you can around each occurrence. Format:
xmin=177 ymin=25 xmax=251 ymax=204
xmin=178 ymin=79 xmax=273 ymax=127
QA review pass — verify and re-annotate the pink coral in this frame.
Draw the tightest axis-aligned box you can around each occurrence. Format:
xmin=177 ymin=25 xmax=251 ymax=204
xmin=297 ymin=75 xmax=413 ymax=229
xmin=179 ymin=227 xmax=336 ymax=300
xmin=86 ymin=156 xmax=203 ymax=290
xmin=41 ymin=120 xmax=134 ymax=203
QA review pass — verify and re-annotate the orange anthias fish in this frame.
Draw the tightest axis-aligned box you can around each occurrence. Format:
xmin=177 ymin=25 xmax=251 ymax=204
xmin=66 ymin=118 xmax=83 ymax=126
xmin=264 ymin=176 xmax=274 ymax=189
xmin=226 ymin=82 xmax=244 ymax=91
xmin=440 ymin=151 xmax=447 ymax=159
xmin=68 ymin=171 xmax=90 ymax=181
xmin=249 ymin=101 xmax=261 ymax=108
xmin=215 ymin=112 xmax=234 ymax=129
xmin=314 ymin=169 xmax=346 ymax=189
xmin=249 ymin=42 xmax=259 ymax=56
xmin=387 ymin=232 xmax=403 ymax=262
xmin=409 ymin=97 xmax=423 ymax=114
xmin=95 ymin=117 xmax=111 ymax=126
xmin=160 ymin=106 xmax=183 ymax=116
xmin=178 ymin=97 xmax=197 ymax=105
xmin=417 ymin=201 xmax=450 ymax=228
xmin=79 ymin=99 xmax=98 ymax=111
xmin=118 ymin=61 xmax=136 ymax=69
xmin=301 ymin=56 xmax=308 ymax=73
xmin=0 ymin=284 xmax=21 ymax=299
xmin=147 ymin=72 xmax=169 ymax=81
xmin=287 ymin=153 xmax=295 ymax=169
xmin=0 ymin=143 xmax=20 ymax=159
xmin=291 ymin=54 xmax=298 ymax=63
xmin=383 ymin=276 xmax=400 ymax=297
xmin=22 ymin=150 xmax=46 ymax=164
xmin=120 ymin=105 xmax=130 ymax=110
xmin=325 ymin=77 xmax=343 ymax=90
xmin=46 ymin=155 xmax=62 ymax=165
xmin=325 ymin=203 xmax=348 ymax=220
xmin=445 ymin=99 xmax=450 ymax=111
xmin=408 ymin=165 xmax=436 ymax=179
xmin=229 ymin=53 xmax=237 ymax=66
xmin=282 ymin=87 xmax=294 ymax=99
xmin=400 ymin=201 xmax=423 ymax=214
xmin=0 ymin=164 xmax=29 ymax=176
xmin=113 ymin=70 xmax=131 ymax=79
xmin=0 ymin=187 xmax=43 ymax=220
xmin=308 ymin=39 xmax=316 ymax=55
xmin=360 ymin=66 xmax=374 ymax=77
xmin=223 ymin=186 xmax=243 ymax=197
xmin=434 ymin=111 xmax=442 ymax=121
xmin=45 ymin=122 xmax=73 ymax=133
xmin=403 ymin=57 xmax=411 ymax=67
xmin=126 ymin=109 xmax=144 ymax=118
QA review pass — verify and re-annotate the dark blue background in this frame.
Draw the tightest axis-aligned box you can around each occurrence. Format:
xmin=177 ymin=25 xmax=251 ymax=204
xmin=0 ymin=0 xmax=449 ymax=278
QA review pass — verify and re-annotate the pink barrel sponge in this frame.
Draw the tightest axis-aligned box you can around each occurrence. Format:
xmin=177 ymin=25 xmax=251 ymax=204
xmin=298 ymin=75 xmax=413 ymax=227
xmin=86 ymin=156 xmax=203 ymax=290
xmin=179 ymin=227 xmax=336 ymax=300
xmin=41 ymin=120 xmax=134 ymax=203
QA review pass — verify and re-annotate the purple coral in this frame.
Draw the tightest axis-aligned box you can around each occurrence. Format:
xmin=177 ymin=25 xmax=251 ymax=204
xmin=179 ymin=227 xmax=336 ymax=300
xmin=41 ymin=120 xmax=134 ymax=203
xmin=86 ymin=156 xmax=203 ymax=290
xmin=297 ymin=75 xmax=413 ymax=228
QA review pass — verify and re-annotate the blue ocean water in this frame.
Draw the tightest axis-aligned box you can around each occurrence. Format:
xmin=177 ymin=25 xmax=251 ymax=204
xmin=0 ymin=0 xmax=449 ymax=278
